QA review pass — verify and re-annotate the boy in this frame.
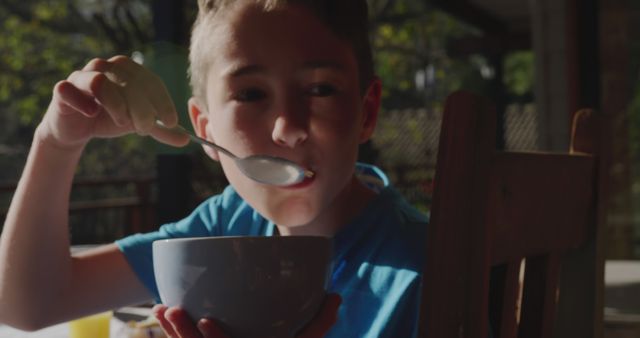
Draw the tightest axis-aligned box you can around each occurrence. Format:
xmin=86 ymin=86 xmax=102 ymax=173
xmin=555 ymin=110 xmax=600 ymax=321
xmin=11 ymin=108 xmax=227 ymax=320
xmin=0 ymin=0 xmax=428 ymax=337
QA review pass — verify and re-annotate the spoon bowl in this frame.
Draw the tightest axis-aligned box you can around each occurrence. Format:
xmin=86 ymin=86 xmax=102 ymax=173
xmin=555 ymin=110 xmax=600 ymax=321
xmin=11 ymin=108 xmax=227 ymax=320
xmin=155 ymin=121 xmax=313 ymax=186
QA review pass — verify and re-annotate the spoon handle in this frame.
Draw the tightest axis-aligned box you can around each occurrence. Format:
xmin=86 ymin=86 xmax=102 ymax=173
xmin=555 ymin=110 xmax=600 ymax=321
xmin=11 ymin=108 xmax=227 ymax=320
xmin=155 ymin=121 xmax=237 ymax=159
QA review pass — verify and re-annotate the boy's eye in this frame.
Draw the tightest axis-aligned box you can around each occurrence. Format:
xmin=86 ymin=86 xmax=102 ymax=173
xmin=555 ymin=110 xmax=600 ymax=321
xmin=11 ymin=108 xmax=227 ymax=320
xmin=309 ymin=83 xmax=337 ymax=97
xmin=234 ymin=88 xmax=266 ymax=102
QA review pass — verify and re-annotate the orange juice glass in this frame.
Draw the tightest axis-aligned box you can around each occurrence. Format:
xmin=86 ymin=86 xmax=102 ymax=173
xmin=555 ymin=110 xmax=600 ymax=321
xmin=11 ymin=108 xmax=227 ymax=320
xmin=68 ymin=311 xmax=112 ymax=338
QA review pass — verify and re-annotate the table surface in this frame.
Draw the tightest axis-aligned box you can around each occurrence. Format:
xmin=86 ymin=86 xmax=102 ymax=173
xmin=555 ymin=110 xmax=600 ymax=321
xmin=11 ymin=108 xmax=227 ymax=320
xmin=0 ymin=306 xmax=153 ymax=338
xmin=605 ymin=260 xmax=640 ymax=286
xmin=0 ymin=318 xmax=128 ymax=338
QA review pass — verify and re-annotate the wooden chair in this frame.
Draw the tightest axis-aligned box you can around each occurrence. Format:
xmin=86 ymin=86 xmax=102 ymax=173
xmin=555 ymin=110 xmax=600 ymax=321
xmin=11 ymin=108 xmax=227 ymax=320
xmin=417 ymin=91 xmax=606 ymax=338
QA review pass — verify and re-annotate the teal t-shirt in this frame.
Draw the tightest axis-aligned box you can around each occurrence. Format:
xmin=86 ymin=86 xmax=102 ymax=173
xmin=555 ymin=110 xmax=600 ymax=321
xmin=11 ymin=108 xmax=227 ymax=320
xmin=116 ymin=163 xmax=428 ymax=337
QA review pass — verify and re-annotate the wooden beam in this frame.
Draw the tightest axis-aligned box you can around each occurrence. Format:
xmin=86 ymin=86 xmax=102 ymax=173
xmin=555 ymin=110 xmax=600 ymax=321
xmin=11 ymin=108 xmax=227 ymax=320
xmin=447 ymin=33 xmax=532 ymax=57
xmin=429 ymin=0 xmax=507 ymax=34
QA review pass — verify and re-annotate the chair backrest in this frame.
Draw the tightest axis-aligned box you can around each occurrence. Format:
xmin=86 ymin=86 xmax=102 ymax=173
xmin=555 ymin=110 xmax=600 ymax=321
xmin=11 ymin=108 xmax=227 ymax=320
xmin=417 ymin=91 xmax=605 ymax=338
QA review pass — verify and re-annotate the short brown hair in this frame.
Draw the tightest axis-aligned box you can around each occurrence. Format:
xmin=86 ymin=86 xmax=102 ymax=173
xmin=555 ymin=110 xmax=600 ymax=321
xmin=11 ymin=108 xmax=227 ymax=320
xmin=189 ymin=0 xmax=374 ymax=102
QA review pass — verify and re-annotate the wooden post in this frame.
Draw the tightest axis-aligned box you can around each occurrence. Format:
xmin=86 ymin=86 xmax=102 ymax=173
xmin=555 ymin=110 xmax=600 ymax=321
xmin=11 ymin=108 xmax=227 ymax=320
xmin=156 ymin=154 xmax=193 ymax=225
xmin=134 ymin=179 xmax=154 ymax=233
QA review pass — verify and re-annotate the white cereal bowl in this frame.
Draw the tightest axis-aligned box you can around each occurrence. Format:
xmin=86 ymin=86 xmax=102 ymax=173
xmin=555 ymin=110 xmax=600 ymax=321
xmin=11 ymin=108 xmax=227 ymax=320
xmin=152 ymin=236 xmax=332 ymax=338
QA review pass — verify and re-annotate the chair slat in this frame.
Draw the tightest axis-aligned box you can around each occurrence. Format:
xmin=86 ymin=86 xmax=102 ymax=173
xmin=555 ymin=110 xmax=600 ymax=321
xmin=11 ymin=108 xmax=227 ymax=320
xmin=488 ymin=152 xmax=596 ymax=264
xmin=495 ymin=261 xmax=521 ymax=338
xmin=519 ymin=255 xmax=561 ymax=338
xmin=418 ymin=91 xmax=495 ymax=338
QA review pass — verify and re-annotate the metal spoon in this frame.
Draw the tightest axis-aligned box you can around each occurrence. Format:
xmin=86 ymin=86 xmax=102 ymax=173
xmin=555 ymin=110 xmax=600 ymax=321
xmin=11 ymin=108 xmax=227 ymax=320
xmin=156 ymin=121 xmax=314 ymax=186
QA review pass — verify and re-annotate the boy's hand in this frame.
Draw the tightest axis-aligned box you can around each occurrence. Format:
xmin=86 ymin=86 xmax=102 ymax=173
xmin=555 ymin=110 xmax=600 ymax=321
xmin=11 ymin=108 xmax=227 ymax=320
xmin=296 ymin=294 xmax=341 ymax=338
xmin=152 ymin=293 xmax=341 ymax=338
xmin=38 ymin=55 xmax=189 ymax=150
xmin=152 ymin=306 xmax=229 ymax=338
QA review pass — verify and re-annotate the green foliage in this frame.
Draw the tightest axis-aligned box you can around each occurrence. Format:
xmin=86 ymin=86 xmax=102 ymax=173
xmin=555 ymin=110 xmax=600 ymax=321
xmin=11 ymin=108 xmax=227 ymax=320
xmin=0 ymin=2 xmax=106 ymax=128
xmin=504 ymin=51 xmax=534 ymax=97
xmin=368 ymin=0 xmax=495 ymax=110
xmin=0 ymin=0 xmax=159 ymax=181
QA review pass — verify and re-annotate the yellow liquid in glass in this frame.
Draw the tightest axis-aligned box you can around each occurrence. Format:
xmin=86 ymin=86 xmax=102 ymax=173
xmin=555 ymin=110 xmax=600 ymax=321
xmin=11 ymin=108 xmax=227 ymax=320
xmin=68 ymin=311 xmax=112 ymax=338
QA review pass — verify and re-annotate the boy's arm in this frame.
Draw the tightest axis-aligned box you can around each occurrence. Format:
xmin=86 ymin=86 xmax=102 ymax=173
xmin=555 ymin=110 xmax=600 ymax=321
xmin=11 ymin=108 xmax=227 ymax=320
xmin=0 ymin=129 xmax=152 ymax=330
xmin=0 ymin=55 xmax=186 ymax=330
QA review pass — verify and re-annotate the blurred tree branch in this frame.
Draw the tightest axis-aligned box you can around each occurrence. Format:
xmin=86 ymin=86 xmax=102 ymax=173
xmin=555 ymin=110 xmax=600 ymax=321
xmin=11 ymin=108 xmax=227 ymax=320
xmin=0 ymin=0 xmax=152 ymax=53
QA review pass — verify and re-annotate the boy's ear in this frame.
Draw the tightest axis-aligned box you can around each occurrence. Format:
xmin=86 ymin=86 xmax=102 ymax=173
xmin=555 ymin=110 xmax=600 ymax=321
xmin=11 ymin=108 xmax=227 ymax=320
xmin=188 ymin=97 xmax=220 ymax=161
xmin=359 ymin=77 xmax=382 ymax=143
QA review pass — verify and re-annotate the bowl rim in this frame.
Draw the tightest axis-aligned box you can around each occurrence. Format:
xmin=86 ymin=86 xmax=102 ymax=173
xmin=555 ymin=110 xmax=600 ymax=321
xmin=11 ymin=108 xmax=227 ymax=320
xmin=152 ymin=235 xmax=330 ymax=245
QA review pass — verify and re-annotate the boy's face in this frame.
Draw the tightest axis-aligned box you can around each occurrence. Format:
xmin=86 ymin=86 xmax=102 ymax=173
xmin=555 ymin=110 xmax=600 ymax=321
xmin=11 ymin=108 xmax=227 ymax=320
xmin=189 ymin=3 xmax=380 ymax=229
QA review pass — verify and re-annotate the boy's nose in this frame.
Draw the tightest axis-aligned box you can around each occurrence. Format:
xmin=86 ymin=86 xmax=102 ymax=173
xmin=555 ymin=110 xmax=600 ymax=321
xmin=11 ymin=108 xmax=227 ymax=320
xmin=271 ymin=114 xmax=308 ymax=148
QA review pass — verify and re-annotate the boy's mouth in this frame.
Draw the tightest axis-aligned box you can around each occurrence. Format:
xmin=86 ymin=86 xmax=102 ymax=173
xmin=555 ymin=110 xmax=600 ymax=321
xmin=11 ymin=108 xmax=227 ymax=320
xmin=283 ymin=170 xmax=315 ymax=189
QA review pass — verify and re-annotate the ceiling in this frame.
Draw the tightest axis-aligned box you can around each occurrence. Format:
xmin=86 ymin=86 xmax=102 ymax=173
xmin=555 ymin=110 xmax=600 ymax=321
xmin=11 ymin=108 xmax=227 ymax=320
xmin=429 ymin=0 xmax=532 ymax=55
xmin=431 ymin=0 xmax=531 ymax=35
